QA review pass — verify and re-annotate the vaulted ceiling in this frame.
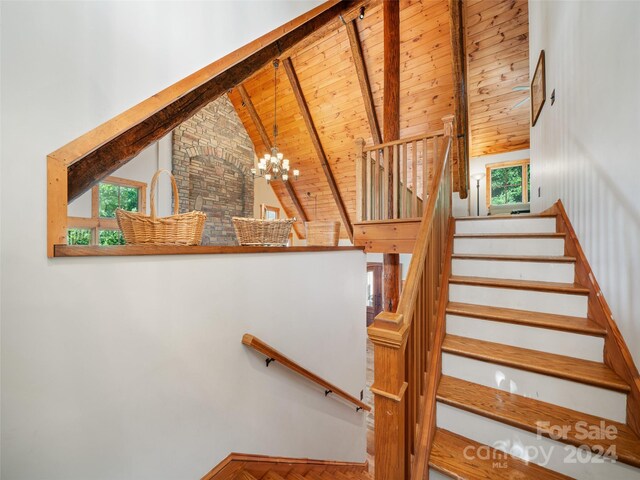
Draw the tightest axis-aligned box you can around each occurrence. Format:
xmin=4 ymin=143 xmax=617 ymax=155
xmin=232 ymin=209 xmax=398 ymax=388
xmin=228 ymin=0 xmax=530 ymax=237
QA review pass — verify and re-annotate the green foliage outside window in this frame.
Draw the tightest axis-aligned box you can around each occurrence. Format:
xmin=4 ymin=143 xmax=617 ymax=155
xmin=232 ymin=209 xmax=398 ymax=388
xmin=68 ymin=228 xmax=91 ymax=245
xmin=99 ymin=230 xmax=125 ymax=245
xmin=490 ymin=165 xmax=530 ymax=205
xmin=99 ymin=184 xmax=139 ymax=217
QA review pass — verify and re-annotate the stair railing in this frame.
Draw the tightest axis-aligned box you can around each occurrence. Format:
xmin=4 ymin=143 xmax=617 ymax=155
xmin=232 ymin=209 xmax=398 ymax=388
xmin=367 ymin=115 xmax=454 ymax=480
xmin=242 ymin=334 xmax=371 ymax=412
xmin=355 ymin=130 xmax=445 ymax=222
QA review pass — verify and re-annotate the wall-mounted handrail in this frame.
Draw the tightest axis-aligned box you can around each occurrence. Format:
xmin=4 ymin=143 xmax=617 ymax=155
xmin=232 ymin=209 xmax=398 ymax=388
xmin=367 ymin=115 xmax=455 ymax=480
xmin=242 ymin=334 xmax=371 ymax=412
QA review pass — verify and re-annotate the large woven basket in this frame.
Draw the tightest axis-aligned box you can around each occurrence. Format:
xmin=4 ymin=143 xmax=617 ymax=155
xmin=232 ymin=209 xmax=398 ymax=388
xmin=305 ymin=221 xmax=340 ymax=246
xmin=116 ymin=169 xmax=206 ymax=246
xmin=232 ymin=217 xmax=295 ymax=246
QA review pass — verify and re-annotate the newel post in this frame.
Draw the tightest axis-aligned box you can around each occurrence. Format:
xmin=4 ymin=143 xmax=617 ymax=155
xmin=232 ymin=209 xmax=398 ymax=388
xmin=368 ymin=312 xmax=409 ymax=480
xmin=355 ymin=138 xmax=366 ymax=222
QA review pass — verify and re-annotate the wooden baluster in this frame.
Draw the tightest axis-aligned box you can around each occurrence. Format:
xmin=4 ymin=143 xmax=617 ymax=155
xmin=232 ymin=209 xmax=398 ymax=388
xmin=393 ymin=144 xmax=399 ymax=219
xmin=366 ymin=152 xmax=373 ymax=221
xmin=412 ymin=140 xmax=418 ymax=216
xmin=356 ymin=139 xmax=366 ymax=222
xmin=383 ymin=146 xmax=390 ymax=220
xmin=422 ymin=137 xmax=428 ymax=212
xmin=373 ymin=149 xmax=379 ymax=220
xmin=402 ymin=142 xmax=408 ymax=218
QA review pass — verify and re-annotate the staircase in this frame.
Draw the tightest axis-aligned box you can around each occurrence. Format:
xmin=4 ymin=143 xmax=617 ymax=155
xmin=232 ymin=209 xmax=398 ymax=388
xmin=428 ymin=213 xmax=640 ymax=479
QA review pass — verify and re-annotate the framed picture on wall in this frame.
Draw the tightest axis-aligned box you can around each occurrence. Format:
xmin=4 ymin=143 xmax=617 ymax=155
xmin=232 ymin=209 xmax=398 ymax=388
xmin=531 ymin=50 xmax=546 ymax=126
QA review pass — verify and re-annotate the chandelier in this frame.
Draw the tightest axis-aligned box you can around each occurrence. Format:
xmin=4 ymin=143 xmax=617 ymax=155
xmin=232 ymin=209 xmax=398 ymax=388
xmin=251 ymin=59 xmax=299 ymax=184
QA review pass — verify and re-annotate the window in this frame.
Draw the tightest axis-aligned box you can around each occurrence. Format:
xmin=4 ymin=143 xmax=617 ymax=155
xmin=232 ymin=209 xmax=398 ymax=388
xmin=67 ymin=176 xmax=146 ymax=245
xmin=486 ymin=160 xmax=530 ymax=207
xmin=260 ymin=204 xmax=280 ymax=220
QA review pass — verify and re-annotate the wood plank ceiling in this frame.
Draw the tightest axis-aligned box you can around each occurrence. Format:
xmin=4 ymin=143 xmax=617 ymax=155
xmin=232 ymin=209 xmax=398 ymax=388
xmin=229 ymin=0 xmax=455 ymax=237
xmin=228 ymin=0 xmax=529 ymax=237
xmin=465 ymin=0 xmax=530 ymax=157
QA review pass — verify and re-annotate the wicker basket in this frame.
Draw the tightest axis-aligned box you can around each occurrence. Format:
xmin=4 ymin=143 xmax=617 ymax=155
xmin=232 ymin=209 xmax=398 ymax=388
xmin=232 ymin=217 xmax=295 ymax=246
xmin=305 ymin=221 xmax=340 ymax=246
xmin=116 ymin=169 xmax=206 ymax=246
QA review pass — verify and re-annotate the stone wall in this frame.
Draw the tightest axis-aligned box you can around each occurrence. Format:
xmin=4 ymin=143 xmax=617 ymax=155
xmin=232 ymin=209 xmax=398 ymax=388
xmin=173 ymin=95 xmax=255 ymax=245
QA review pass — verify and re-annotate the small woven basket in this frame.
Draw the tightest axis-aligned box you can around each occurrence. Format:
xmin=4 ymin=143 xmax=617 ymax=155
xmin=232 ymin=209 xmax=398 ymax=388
xmin=232 ymin=217 xmax=295 ymax=246
xmin=305 ymin=221 xmax=340 ymax=246
xmin=116 ymin=169 xmax=206 ymax=246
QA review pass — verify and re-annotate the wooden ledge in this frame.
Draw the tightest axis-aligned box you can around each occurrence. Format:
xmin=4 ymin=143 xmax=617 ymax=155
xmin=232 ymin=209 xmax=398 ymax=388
xmin=53 ymin=244 xmax=363 ymax=257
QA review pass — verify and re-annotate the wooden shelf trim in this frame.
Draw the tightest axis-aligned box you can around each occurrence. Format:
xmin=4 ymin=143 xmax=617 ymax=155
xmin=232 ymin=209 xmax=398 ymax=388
xmin=241 ymin=334 xmax=370 ymax=412
xmin=442 ymin=334 xmax=630 ymax=392
xmin=53 ymin=245 xmax=362 ymax=257
xmin=437 ymin=376 xmax=640 ymax=468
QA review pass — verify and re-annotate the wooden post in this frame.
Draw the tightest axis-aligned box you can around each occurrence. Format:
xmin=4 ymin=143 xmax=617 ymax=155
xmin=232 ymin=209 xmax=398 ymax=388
xmin=449 ymin=0 xmax=469 ymax=199
xmin=47 ymin=157 xmax=68 ymax=257
xmin=383 ymin=0 xmax=401 ymax=313
xmin=368 ymin=313 xmax=408 ymax=480
xmin=355 ymin=138 xmax=366 ymax=222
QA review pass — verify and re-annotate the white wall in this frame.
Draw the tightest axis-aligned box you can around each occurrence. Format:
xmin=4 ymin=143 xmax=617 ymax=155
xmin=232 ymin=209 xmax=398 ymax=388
xmin=0 ymin=1 xmax=373 ymax=479
xmin=68 ymin=134 xmax=173 ymax=219
xmin=529 ymin=0 xmax=640 ymax=365
xmin=452 ymin=149 xmax=530 ymax=218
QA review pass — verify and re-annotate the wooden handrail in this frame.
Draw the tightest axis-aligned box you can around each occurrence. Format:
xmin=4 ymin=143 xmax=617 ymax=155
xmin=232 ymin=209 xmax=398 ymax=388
xmin=367 ymin=114 xmax=454 ymax=480
xmin=396 ymin=129 xmax=453 ymax=322
xmin=242 ymin=334 xmax=370 ymax=412
xmin=362 ymin=130 xmax=444 ymax=152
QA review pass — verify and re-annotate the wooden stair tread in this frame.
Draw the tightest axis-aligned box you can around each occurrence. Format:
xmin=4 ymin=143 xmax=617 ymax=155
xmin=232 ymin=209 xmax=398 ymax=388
xmin=263 ymin=472 xmax=287 ymax=480
xmin=234 ymin=472 xmax=258 ymax=480
xmin=446 ymin=302 xmax=606 ymax=336
xmin=454 ymin=232 xmax=565 ymax=238
xmin=429 ymin=428 xmax=573 ymax=479
xmin=437 ymin=376 xmax=640 ymax=468
xmin=449 ymin=275 xmax=590 ymax=295
xmin=285 ymin=474 xmax=307 ymax=480
xmin=452 ymin=253 xmax=576 ymax=263
xmin=455 ymin=213 xmax=557 ymax=221
xmin=442 ymin=335 xmax=630 ymax=392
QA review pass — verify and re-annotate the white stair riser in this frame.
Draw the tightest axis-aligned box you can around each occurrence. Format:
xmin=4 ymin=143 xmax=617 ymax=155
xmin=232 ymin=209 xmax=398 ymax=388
xmin=446 ymin=315 xmax=604 ymax=362
xmin=449 ymin=284 xmax=588 ymax=317
xmin=454 ymin=237 xmax=565 ymax=256
xmin=456 ymin=217 xmax=557 ymax=235
xmin=437 ymin=403 xmax=640 ymax=480
xmin=452 ymin=258 xmax=575 ymax=283
xmin=442 ymin=354 xmax=627 ymax=422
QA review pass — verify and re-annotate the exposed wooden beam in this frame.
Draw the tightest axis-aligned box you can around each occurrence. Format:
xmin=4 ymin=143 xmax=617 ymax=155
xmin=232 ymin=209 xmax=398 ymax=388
xmin=282 ymin=57 xmax=354 ymax=242
xmin=450 ymin=0 xmax=470 ymax=199
xmin=382 ymin=0 xmax=401 ymax=318
xmin=61 ymin=0 xmax=364 ymax=202
xmin=236 ymin=84 xmax=308 ymax=225
xmin=344 ymin=20 xmax=382 ymax=145
xmin=383 ymin=0 xmax=400 ymax=144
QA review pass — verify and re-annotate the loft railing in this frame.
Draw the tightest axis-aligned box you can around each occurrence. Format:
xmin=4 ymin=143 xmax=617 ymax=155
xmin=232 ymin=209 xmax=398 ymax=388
xmin=355 ymin=130 xmax=445 ymax=222
xmin=367 ymin=115 xmax=454 ymax=480
xmin=242 ymin=334 xmax=371 ymax=413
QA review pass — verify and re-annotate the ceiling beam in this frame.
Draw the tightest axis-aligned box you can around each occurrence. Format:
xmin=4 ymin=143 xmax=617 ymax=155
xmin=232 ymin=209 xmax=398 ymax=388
xmin=450 ymin=0 xmax=470 ymax=199
xmin=282 ymin=57 xmax=354 ymax=242
xmin=236 ymin=84 xmax=309 ymax=224
xmin=344 ymin=20 xmax=382 ymax=145
xmin=62 ymin=0 xmax=364 ymax=202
